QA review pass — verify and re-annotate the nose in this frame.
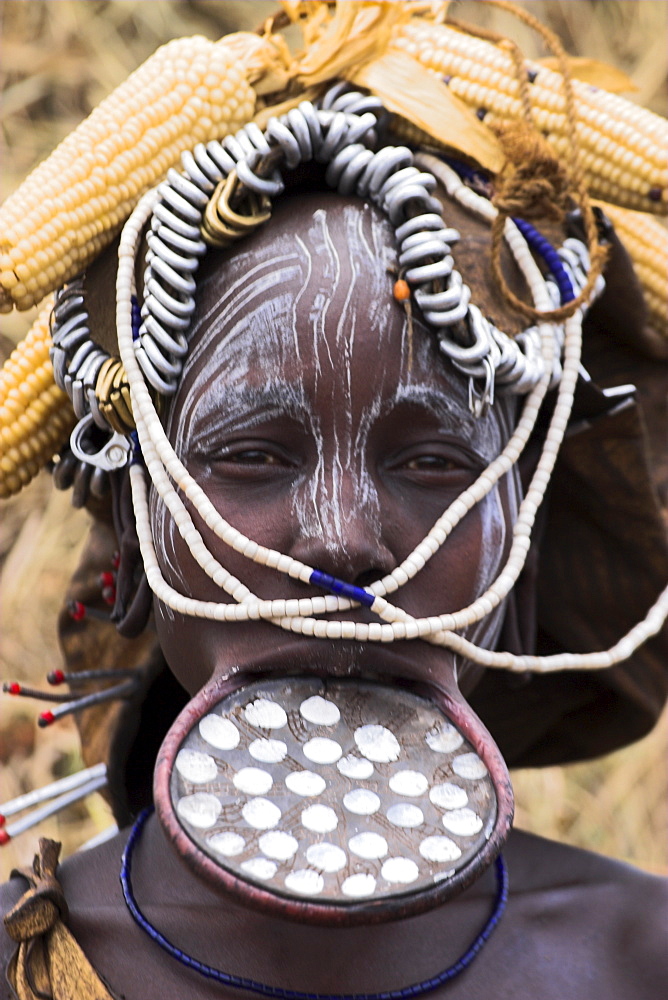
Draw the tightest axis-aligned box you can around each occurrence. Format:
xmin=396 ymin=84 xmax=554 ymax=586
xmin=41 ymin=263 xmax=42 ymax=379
xmin=289 ymin=482 xmax=395 ymax=588
xmin=290 ymin=528 xmax=396 ymax=590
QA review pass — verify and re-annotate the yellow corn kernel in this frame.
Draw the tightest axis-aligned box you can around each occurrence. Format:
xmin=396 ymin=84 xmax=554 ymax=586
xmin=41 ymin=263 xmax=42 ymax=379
xmin=0 ymin=299 xmax=76 ymax=497
xmin=595 ymin=201 xmax=668 ymax=345
xmin=0 ymin=35 xmax=257 ymax=313
xmin=391 ymin=21 xmax=667 ymax=215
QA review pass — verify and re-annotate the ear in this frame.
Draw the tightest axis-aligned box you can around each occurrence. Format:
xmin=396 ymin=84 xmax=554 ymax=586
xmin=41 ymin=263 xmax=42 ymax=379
xmin=109 ymin=465 xmax=153 ymax=638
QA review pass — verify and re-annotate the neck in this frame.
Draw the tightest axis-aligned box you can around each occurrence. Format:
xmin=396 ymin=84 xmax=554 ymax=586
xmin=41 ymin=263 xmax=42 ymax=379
xmin=127 ymin=809 xmax=504 ymax=996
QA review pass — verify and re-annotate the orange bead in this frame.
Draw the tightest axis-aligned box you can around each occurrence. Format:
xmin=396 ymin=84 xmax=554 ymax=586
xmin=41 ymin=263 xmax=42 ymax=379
xmin=393 ymin=279 xmax=410 ymax=302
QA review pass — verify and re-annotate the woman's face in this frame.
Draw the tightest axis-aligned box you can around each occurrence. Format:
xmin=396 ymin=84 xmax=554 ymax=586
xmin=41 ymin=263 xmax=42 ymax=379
xmin=150 ymin=192 xmax=519 ymax=698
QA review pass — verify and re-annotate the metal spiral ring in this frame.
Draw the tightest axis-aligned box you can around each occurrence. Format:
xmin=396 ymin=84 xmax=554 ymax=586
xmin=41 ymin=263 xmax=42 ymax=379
xmin=326 ymin=144 xmax=374 ymax=194
xmin=358 ymin=145 xmax=413 ymax=197
xmin=70 ymin=348 xmax=107 ymax=420
xmin=142 ymin=314 xmax=188 ymax=356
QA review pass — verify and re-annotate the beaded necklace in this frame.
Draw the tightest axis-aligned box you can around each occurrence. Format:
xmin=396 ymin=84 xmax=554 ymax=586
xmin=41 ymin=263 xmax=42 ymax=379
xmin=121 ymin=807 xmax=509 ymax=999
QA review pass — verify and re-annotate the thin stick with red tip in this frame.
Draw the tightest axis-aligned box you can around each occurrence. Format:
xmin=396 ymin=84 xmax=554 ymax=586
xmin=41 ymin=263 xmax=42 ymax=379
xmin=67 ymin=600 xmax=111 ymax=622
xmin=0 ymin=772 xmax=108 ymax=842
xmin=0 ymin=763 xmax=107 ymax=823
xmin=3 ymin=681 xmax=77 ymax=703
xmin=37 ymin=679 xmax=139 ymax=727
xmin=47 ymin=667 xmax=136 ymax=686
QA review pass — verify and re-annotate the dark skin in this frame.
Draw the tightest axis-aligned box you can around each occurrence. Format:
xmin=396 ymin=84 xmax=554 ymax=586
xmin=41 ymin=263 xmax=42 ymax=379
xmin=2 ymin=195 xmax=666 ymax=1000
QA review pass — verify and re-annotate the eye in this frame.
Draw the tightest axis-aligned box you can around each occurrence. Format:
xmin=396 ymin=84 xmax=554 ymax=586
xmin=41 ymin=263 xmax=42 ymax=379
xmin=403 ymin=454 xmax=459 ymax=472
xmin=205 ymin=439 xmax=299 ymax=479
xmin=388 ymin=440 xmax=480 ymax=476
xmin=224 ymin=449 xmax=283 ymax=466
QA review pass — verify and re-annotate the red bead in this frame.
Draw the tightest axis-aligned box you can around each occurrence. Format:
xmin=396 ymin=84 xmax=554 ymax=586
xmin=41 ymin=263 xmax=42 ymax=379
xmin=102 ymin=586 xmax=116 ymax=605
xmin=99 ymin=571 xmax=115 ymax=589
xmin=0 ymin=815 xmax=5 ymax=827
xmin=69 ymin=601 xmax=86 ymax=621
xmin=7 ymin=682 xmax=21 ymax=695
xmin=48 ymin=669 xmax=66 ymax=685
xmin=0 ymin=830 xmax=10 ymax=846
xmin=112 ymin=552 xmax=121 ymax=569
xmin=39 ymin=710 xmax=55 ymax=727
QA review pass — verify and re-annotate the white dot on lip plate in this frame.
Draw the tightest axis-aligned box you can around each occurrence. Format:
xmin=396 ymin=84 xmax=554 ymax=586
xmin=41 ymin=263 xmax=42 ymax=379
xmin=198 ymin=714 xmax=240 ymax=750
xmin=342 ymin=873 xmax=377 ymax=898
xmin=242 ymin=797 xmax=282 ymax=830
xmin=176 ymin=793 xmax=221 ymax=829
xmin=433 ymin=868 xmax=456 ymax=883
xmin=337 ymin=755 xmax=374 ymax=780
xmin=441 ymin=808 xmax=483 ymax=837
xmin=175 ymin=748 xmax=218 ymax=784
xmin=388 ymin=769 xmax=428 ymax=797
xmin=208 ymin=831 xmax=246 ymax=857
xmin=429 ymin=782 xmax=468 ymax=810
xmin=354 ymin=725 xmax=401 ymax=763
xmin=419 ymin=835 xmax=462 ymax=863
xmin=425 ymin=722 xmax=463 ymax=754
xmin=244 ymin=698 xmax=287 ymax=730
xmin=285 ymin=869 xmax=325 ymax=896
xmin=285 ymin=770 xmax=326 ymax=797
xmin=348 ymin=832 xmax=388 ymax=860
xmin=452 ymin=752 xmax=488 ymax=780
xmin=299 ymin=695 xmax=341 ymax=726
xmin=306 ymin=842 xmax=347 ymax=873
xmin=343 ymin=788 xmax=380 ymax=816
xmin=259 ymin=831 xmax=299 ymax=861
xmin=303 ymin=737 xmax=342 ymax=764
xmin=301 ymin=804 xmax=338 ymax=833
xmin=241 ymin=857 xmax=277 ymax=880
xmin=387 ymin=803 xmax=424 ymax=828
xmin=249 ymin=738 xmax=287 ymax=763
xmin=381 ymin=857 xmax=420 ymax=884
xmin=233 ymin=767 xmax=273 ymax=796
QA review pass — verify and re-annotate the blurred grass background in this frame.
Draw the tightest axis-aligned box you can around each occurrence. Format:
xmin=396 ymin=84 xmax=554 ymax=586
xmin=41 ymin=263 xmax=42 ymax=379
xmin=1 ymin=0 xmax=666 ymax=878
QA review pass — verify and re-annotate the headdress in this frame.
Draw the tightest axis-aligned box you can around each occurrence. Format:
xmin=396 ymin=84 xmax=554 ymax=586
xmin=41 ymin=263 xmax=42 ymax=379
xmin=1 ymin=0 xmax=667 ymax=919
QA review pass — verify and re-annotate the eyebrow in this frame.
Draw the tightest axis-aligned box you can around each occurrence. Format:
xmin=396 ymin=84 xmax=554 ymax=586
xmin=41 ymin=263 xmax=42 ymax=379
xmin=390 ymin=383 xmax=475 ymax=431
xmin=181 ymin=380 xmax=310 ymax=449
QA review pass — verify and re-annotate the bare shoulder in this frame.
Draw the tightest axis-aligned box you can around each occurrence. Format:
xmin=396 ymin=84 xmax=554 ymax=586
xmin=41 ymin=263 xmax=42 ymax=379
xmin=501 ymin=829 xmax=668 ymax=1000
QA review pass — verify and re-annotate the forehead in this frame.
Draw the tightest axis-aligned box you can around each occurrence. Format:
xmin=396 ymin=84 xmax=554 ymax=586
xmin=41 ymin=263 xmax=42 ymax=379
xmin=169 ymin=193 xmax=509 ymax=454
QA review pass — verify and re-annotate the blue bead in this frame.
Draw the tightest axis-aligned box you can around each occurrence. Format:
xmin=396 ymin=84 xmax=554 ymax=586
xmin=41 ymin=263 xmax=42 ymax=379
xmin=310 ymin=570 xmax=375 ymax=608
xmin=131 ymin=294 xmax=142 ymax=341
xmin=129 ymin=432 xmax=143 ymax=466
xmin=512 ymin=218 xmax=575 ymax=303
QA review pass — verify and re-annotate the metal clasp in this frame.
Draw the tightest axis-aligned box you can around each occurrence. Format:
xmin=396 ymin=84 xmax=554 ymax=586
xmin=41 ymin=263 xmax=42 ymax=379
xmin=70 ymin=413 xmax=130 ymax=472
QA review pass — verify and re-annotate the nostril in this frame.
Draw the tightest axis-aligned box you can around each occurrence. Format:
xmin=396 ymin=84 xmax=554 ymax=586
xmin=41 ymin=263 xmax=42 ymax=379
xmin=354 ymin=568 xmax=387 ymax=589
xmin=289 ymin=536 xmax=395 ymax=592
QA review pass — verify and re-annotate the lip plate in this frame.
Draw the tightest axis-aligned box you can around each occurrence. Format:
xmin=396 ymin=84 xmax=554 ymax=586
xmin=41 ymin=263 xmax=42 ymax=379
xmin=155 ymin=667 xmax=513 ymax=926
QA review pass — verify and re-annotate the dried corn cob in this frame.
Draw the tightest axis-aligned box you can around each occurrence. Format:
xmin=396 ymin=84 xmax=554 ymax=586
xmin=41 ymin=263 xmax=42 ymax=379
xmin=0 ymin=35 xmax=257 ymax=313
xmin=0 ymin=298 xmax=75 ymax=497
xmin=595 ymin=201 xmax=668 ymax=346
xmin=391 ymin=20 xmax=667 ymax=215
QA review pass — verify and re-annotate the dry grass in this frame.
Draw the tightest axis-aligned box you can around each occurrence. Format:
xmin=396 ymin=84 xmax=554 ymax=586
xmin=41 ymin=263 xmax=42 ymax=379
xmin=1 ymin=1 xmax=666 ymax=879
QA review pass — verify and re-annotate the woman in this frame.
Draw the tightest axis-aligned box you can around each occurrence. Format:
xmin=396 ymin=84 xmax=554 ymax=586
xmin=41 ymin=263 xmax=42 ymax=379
xmin=1 ymin=3 xmax=667 ymax=997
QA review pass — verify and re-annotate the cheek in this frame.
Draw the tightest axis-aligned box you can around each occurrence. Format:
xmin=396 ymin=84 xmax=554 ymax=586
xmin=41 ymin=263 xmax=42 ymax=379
xmin=389 ymin=484 xmax=511 ymax=646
